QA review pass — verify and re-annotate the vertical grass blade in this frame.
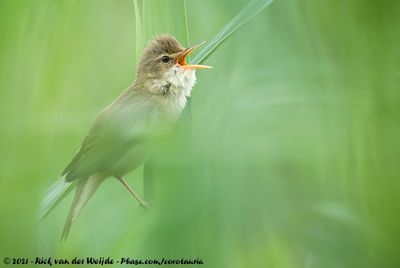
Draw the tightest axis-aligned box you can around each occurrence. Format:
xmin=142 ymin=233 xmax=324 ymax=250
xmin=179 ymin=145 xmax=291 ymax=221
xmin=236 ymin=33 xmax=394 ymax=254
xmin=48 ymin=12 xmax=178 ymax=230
xmin=133 ymin=0 xmax=190 ymax=54
xmin=133 ymin=0 xmax=143 ymax=61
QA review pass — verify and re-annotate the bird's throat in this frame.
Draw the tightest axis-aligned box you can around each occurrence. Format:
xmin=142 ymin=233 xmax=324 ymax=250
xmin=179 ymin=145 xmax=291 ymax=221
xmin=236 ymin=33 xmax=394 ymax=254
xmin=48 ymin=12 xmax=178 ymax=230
xmin=161 ymin=66 xmax=196 ymax=97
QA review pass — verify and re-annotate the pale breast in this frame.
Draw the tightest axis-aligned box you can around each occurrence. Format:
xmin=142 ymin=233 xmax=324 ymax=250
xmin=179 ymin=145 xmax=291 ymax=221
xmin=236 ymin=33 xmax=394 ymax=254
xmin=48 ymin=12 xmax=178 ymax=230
xmin=162 ymin=67 xmax=197 ymax=119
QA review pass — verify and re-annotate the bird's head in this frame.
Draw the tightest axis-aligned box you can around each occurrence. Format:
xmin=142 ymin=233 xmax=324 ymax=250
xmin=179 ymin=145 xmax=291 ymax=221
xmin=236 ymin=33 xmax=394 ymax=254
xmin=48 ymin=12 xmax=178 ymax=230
xmin=136 ymin=34 xmax=211 ymax=96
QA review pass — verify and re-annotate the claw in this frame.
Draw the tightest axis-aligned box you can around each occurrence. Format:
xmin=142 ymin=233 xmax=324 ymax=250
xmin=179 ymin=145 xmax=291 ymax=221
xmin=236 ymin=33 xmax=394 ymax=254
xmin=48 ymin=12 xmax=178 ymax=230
xmin=140 ymin=201 xmax=151 ymax=209
xmin=116 ymin=176 xmax=149 ymax=209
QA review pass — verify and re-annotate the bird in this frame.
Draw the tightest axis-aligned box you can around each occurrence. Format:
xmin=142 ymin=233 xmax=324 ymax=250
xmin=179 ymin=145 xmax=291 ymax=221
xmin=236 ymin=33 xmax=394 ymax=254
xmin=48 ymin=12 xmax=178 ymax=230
xmin=39 ymin=34 xmax=211 ymax=240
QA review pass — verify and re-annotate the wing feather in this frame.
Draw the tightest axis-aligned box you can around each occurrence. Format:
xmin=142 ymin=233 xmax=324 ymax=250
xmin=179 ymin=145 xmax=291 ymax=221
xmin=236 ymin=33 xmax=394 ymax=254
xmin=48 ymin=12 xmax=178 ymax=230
xmin=63 ymin=94 xmax=153 ymax=181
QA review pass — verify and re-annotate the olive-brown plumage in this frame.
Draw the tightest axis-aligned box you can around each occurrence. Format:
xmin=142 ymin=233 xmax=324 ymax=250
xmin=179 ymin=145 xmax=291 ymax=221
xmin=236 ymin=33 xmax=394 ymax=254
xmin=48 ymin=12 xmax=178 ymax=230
xmin=47 ymin=35 xmax=211 ymax=240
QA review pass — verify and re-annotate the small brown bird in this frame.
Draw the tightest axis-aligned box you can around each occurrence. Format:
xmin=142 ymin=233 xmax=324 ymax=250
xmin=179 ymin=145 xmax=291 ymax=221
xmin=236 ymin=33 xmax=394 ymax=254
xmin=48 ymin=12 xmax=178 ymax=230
xmin=40 ymin=35 xmax=210 ymax=239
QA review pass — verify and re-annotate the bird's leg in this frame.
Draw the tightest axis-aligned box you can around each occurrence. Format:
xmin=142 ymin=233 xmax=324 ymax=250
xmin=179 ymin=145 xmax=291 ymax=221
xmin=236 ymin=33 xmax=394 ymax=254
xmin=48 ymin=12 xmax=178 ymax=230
xmin=116 ymin=177 xmax=150 ymax=209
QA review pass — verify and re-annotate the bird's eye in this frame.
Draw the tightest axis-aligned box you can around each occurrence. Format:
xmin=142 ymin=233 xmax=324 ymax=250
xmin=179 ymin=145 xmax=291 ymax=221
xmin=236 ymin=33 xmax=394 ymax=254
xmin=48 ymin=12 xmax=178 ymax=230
xmin=161 ymin=55 xmax=170 ymax=63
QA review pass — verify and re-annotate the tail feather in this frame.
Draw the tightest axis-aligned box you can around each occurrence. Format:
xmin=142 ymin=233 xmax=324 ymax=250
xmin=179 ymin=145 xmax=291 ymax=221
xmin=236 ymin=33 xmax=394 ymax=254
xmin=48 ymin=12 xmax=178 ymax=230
xmin=38 ymin=176 xmax=75 ymax=222
xmin=61 ymin=174 xmax=105 ymax=241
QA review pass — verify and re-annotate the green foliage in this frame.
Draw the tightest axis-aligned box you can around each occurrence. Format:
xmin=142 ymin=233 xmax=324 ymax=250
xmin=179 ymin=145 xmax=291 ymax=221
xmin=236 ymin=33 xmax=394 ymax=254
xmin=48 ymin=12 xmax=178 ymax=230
xmin=192 ymin=0 xmax=275 ymax=64
xmin=134 ymin=0 xmax=190 ymax=55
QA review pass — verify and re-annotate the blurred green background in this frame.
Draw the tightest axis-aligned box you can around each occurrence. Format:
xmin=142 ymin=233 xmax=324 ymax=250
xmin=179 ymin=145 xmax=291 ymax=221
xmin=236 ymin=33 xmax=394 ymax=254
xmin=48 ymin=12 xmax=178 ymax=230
xmin=1 ymin=0 xmax=399 ymax=267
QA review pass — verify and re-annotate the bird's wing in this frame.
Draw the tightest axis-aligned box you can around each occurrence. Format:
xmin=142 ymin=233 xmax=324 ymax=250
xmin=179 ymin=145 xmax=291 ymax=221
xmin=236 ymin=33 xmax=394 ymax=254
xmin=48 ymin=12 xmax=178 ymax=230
xmin=62 ymin=97 xmax=153 ymax=182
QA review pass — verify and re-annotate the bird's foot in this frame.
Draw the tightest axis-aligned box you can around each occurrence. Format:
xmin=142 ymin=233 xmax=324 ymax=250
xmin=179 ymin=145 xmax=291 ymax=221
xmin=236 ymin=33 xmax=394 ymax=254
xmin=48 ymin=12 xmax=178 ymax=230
xmin=139 ymin=200 xmax=151 ymax=209
xmin=116 ymin=177 xmax=152 ymax=210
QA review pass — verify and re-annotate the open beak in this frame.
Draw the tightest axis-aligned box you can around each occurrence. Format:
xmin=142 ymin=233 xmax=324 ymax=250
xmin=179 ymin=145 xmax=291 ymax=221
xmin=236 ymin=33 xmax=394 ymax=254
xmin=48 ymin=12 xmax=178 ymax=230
xmin=176 ymin=41 xmax=212 ymax=70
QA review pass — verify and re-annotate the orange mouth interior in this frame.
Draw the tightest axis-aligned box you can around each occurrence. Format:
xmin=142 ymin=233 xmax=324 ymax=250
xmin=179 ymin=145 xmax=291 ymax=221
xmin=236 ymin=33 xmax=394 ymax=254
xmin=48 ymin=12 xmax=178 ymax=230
xmin=176 ymin=42 xmax=212 ymax=70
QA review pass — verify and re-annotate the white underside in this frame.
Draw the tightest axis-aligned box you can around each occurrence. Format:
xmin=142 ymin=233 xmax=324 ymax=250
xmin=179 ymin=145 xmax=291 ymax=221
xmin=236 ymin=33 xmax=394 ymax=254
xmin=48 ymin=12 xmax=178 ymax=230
xmin=146 ymin=66 xmax=196 ymax=120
